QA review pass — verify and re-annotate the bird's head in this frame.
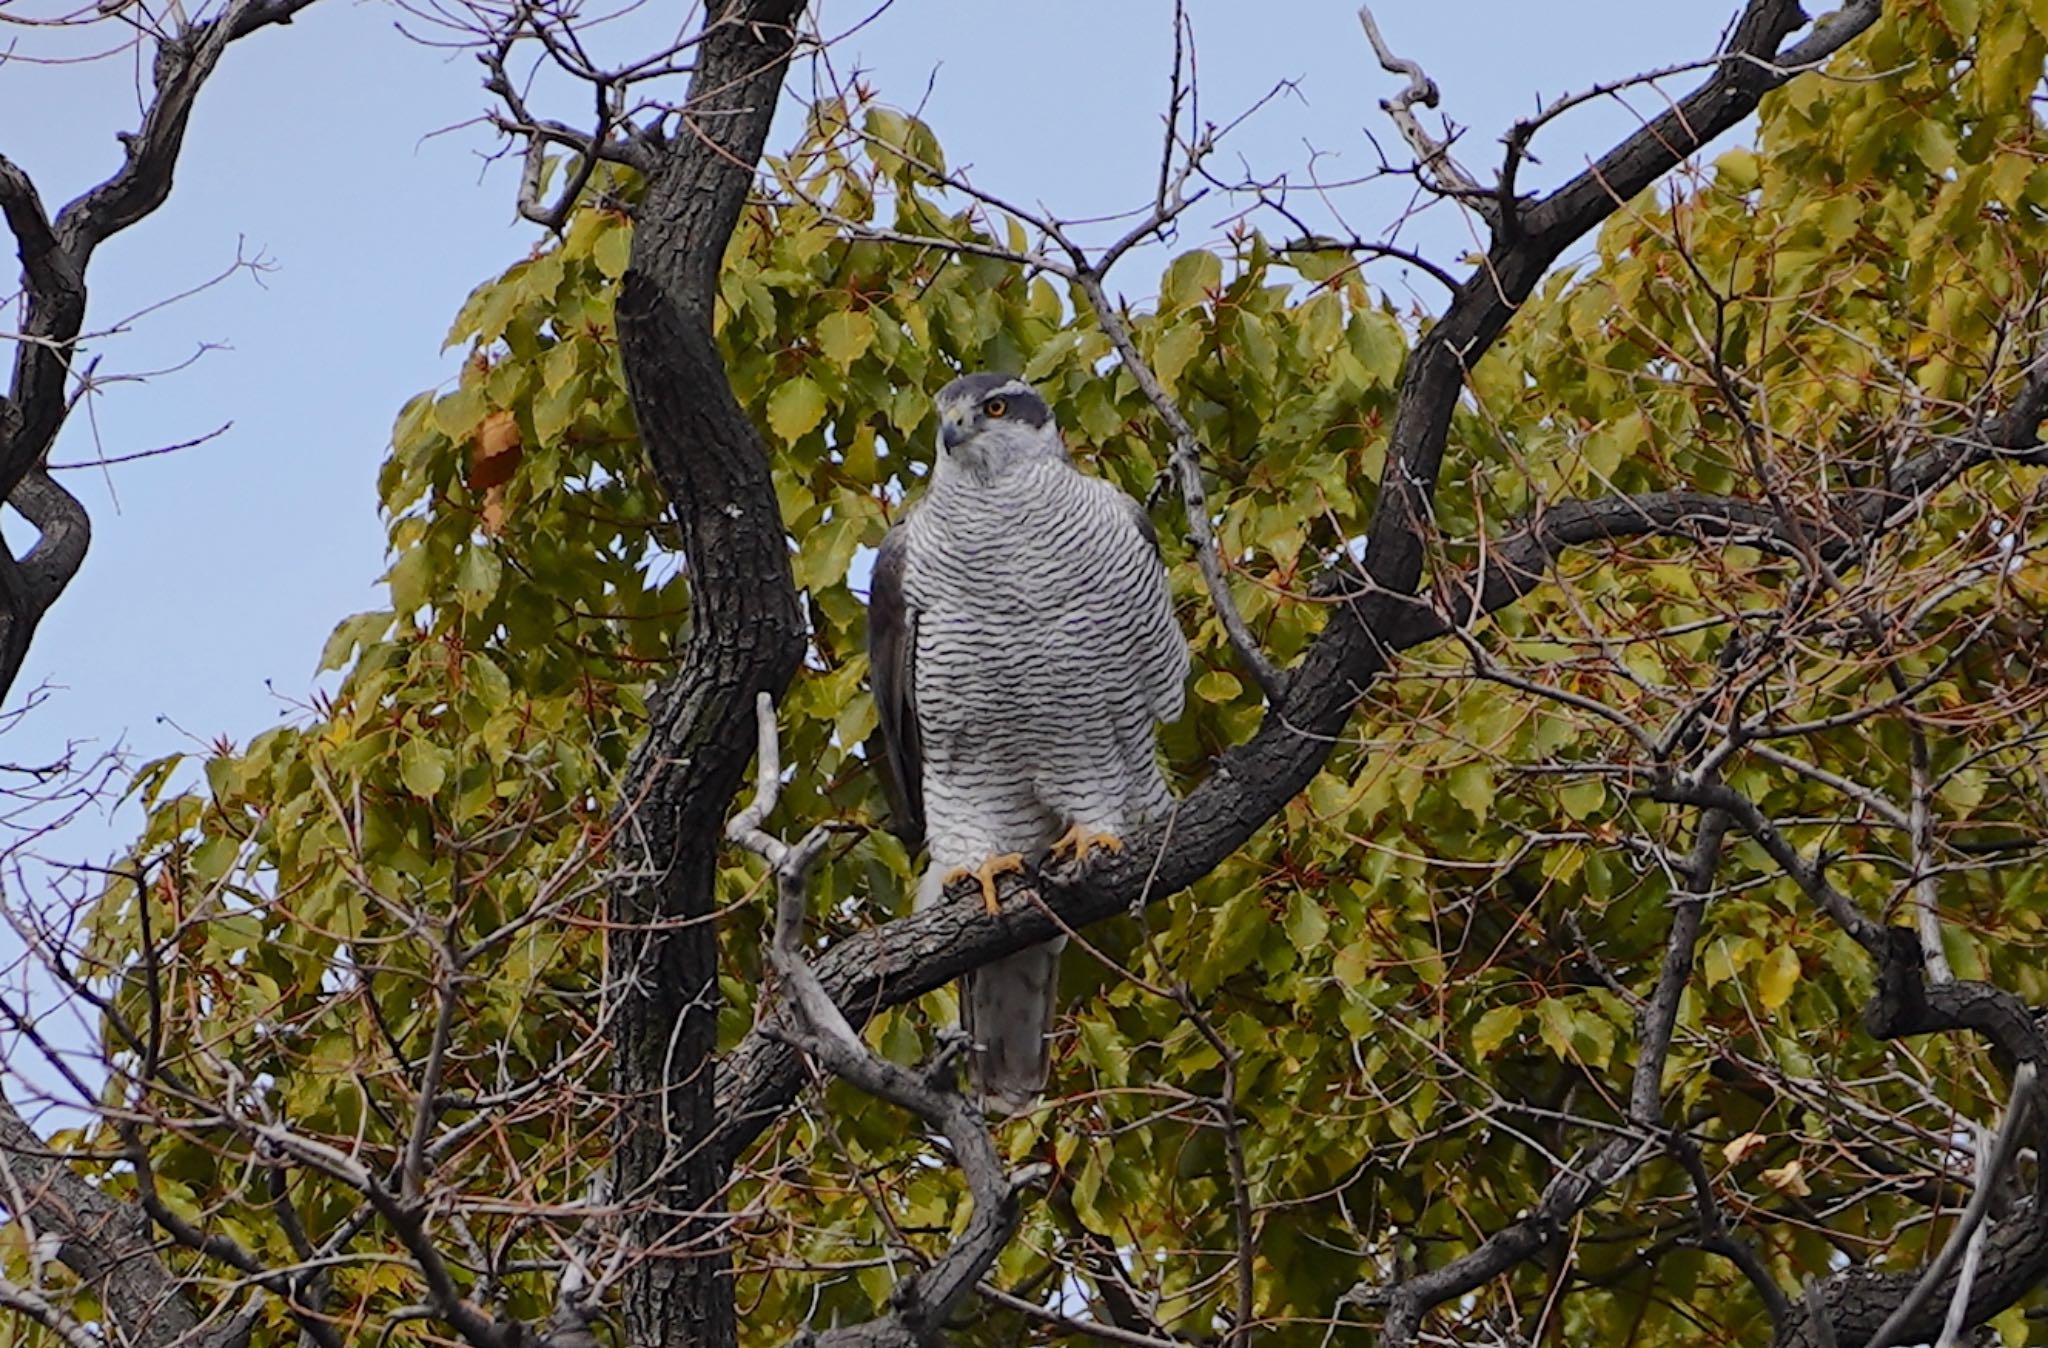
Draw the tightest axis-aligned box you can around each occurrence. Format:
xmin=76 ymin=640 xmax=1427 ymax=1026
xmin=932 ymin=373 xmax=1063 ymax=481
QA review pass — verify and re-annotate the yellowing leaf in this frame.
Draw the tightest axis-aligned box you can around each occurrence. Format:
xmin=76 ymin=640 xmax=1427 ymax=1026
xmin=1760 ymin=1160 xmax=1811 ymax=1196
xmin=1757 ymin=943 xmax=1800 ymax=1012
xmin=1704 ymin=936 xmax=1755 ymax=987
xmin=1723 ymin=1132 xmax=1769 ymax=1165
xmin=432 ymin=384 xmax=487 ymax=442
xmin=456 ymin=546 xmax=502 ymax=608
xmin=1558 ymin=778 xmax=1605 ymax=821
xmin=1715 ymin=147 xmax=1761 ymax=193
xmin=816 ymin=310 xmax=875 ymax=371
xmin=768 ymin=376 xmax=828 ymax=442
xmin=1347 ymin=309 xmax=1406 ymax=386
xmin=1583 ymin=410 xmax=1645 ymax=479
xmin=1448 ymin=761 xmax=1495 ymax=822
xmin=1151 ymin=320 xmax=1204 ymax=391
xmin=1332 ymin=940 xmax=1371 ymax=987
xmin=1471 ymin=1005 xmax=1524 ymax=1058
xmin=1941 ymin=768 xmax=1989 ymax=814
xmin=593 ymin=220 xmax=631 ymax=280
xmin=1196 ymin=670 xmax=1243 ymax=703
xmin=1160 ymin=249 xmax=1222 ymax=314
xmin=469 ymin=410 xmax=522 ymax=493
xmin=1284 ymin=892 xmax=1329 ymax=955
xmin=399 ymin=739 xmax=449 ymax=799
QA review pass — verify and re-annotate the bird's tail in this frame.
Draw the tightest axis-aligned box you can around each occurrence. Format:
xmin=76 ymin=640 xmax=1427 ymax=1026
xmin=961 ymin=937 xmax=1066 ymax=1113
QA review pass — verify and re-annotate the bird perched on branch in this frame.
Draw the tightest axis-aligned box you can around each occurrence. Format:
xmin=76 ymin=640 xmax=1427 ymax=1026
xmin=867 ymin=372 xmax=1189 ymax=1112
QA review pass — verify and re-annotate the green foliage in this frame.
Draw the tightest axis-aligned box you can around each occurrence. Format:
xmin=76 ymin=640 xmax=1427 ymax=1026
xmin=15 ymin=5 xmax=2048 ymax=1344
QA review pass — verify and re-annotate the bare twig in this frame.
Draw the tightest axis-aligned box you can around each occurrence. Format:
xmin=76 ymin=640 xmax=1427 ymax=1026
xmin=1862 ymin=1064 xmax=2039 ymax=1348
xmin=1354 ymin=6 xmax=1498 ymax=223
xmin=1074 ymin=271 xmax=1288 ymax=704
xmin=0 ymin=1275 xmax=101 ymax=1348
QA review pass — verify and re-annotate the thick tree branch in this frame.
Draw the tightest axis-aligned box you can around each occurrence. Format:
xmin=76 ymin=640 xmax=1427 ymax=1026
xmin=1353 ymin=0 xmax=1876 ymax=622
xmin=1779 ymin=1201 xmax=2048 ymax=1348
xmin=715 ymin=419 xmax=2048 ymax=1163
xmin=1862 ymin=1065 xmax=2038 ymax=1348
xmin=1655 ymin=774 xmax=2048 ymax=1345
xmin=0 ymin=1087 xmax=233 ymax=1348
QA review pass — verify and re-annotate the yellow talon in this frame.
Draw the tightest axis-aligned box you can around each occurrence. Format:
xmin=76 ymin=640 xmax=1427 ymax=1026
xmin=942 ymin=853 xmax=1028 ymax=915
xmin=1050 ymin=824 xmax=1124 ymax=864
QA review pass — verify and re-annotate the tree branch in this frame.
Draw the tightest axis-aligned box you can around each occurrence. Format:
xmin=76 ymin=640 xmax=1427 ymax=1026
xmin=1862 ymin=1065 xmax=2037 ymax=1348
xmin=1074 ymin=270 xmax=1288 ymax=705
xmin=1351 ymin=806 xmax=1731 ymax=1346
xmin=0 ymin=0 xmax=324 ymax=706
xmin=0 ymin=1086 xmax=231 ymax=1348
xmin=715 ymin=397 xmax=2048 ymax=1166
xmin=0 ymin=1272 xmax=110 ymax=1348
xmin=726 ymin=694 xmax=1038 ymax=1347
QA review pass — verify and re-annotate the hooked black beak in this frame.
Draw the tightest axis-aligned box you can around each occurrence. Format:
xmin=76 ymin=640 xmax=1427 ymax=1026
xmin=940 ymin=418 xmax=968 ymax=451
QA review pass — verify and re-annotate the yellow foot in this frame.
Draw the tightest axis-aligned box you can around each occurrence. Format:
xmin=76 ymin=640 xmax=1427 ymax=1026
xmin=1049 ymin=824 xmax=1124 ymax=865
xmin=941 ymin=853 xmax=1028 ymax=915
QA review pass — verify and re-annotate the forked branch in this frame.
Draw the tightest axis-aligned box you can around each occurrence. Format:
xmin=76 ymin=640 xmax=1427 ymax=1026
xmin=727 ymin=693 xmax=1042 ymax=1346
xmin=0 ymin=0 xmax=322 ymax=705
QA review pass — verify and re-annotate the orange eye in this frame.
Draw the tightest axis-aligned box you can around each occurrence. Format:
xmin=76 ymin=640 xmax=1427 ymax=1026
xmin=983 ymin=397 xmax=1008 ymax=418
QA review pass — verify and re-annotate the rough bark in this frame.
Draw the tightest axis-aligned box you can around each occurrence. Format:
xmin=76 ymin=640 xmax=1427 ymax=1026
xmin=0 ymin=7 xmax=320 ymax=1347
xmin=606 ymin=4 xmax=809 ymax=1345
xmin=0 ymin=1090 xmax=244 ymax=1348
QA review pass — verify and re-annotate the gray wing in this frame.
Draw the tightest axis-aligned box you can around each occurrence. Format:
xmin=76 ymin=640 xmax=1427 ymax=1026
xmin=867 ymin=520 xmax=924 ymax=847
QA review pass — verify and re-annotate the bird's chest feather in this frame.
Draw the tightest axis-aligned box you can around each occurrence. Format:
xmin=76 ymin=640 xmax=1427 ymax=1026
xmin=907 ymin=482 xmax=1109 ymax=623
xmin=904 ymin=477 xmax=1129 ymax=739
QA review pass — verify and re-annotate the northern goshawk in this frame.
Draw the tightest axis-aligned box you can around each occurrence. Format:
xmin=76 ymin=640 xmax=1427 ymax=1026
xmin=868 ymin=373 xmax=1189 ymax=1111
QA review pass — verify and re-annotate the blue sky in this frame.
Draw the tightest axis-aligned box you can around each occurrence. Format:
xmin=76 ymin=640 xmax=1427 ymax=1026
xmin=0 ymin=0 xmax=1744 ymax=1055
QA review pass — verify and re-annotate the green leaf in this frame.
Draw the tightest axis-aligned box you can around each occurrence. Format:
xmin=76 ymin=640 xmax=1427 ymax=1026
xmin=1151 ymin=320 xmax=1205 ymax=391
xmin=456 ymin=547 xmax=502 ymax=609
xmin=768 ymin=376 xmax=828 ymax=442
xmin=399 ymin=739 xmax=450 ymax=799
xmin=1448 ymin=761 xmax=1495 ymax=822
xmin=1283 ymin=892 xmax=1329 ymax=955
xmin=1583 ymin=410 xmax=1645 ymax=479
xmin=1078 ymin=1020 xmax=1127 ymax=1087
xmin=1536 ymin=1000 xmax=1574 ymax=1061
xmin=1715 ymin=147 xmax=1760 ymax=192
xmin=432 ymin=385 xmax=487 ymax=442
xmin=1915 ymin=121 xmax=1959 ymax=176
xmin=319 ymin=611 xmax=393 ymax=674
xmin=593 ymin=220 xmax=631 ymax=280
xmin=1558 ymin=778 xmax=1605 ymax=821
xmin=1941 ymin=768 xmax=1989 ymax=814
xmin=1704 ymin=936 xmax=1755 ymax=987
xmin=1160 ymin=250 xmax=1222 ymax=314
xmin=1348 ymin=310 xmax=1406 ymax=386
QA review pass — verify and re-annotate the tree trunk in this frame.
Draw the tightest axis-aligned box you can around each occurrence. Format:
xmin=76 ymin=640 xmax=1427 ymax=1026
xmin=608 ymin=3 xmax=808 ymax=1344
